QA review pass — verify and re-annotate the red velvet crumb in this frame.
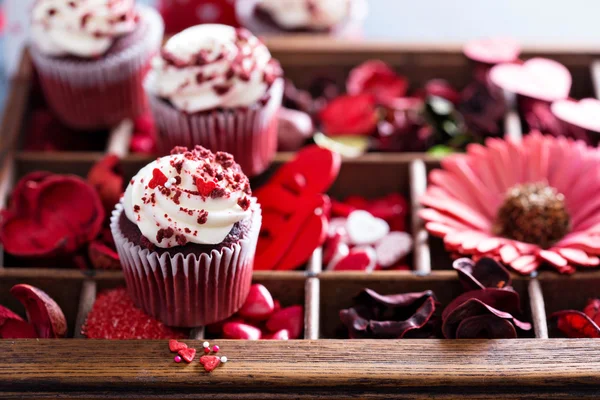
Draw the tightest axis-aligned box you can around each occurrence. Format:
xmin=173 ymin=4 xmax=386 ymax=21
xmin=197 ymin=210 xmax=208 ymax=224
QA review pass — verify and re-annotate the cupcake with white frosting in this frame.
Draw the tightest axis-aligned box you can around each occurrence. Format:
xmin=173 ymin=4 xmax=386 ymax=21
xmin=111 ymin=145 xmax=262 ymax=327
xmin=146 ymin=24 xmax=283 ymax=177
xmin=29 ymin=0 xmax=164 ymax=130
xmin=237 ymin=0 xmax=367 ymax=36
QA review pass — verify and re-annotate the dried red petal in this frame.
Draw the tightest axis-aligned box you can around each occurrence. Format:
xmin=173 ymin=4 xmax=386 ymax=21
xmin=87 ymin=155 xmax=124 ymax=214
xmin=347 ymin=60 xmax=408 ymax=104
xmin=551 ymin=310 xmax=600 ymax=338
xmin=10 ymin=284 xmax=67 ymax=338
xmin=423 ymin=80 xmax=461 ymax=105
xmin=0 ymin=174 xmax=104 ymax=258
xmin=82 ymin=288 xmax=188 ymax=339
xmin=453 ymin=258 xmax=512 ymax=291
xmin=584 ymin=299 xmax=600 ymax=326
xmin=88 ymin=240 xmax=121 ymax=270
xmin=148 ymin=168 xmax=168 ymax=189
xmin=0 ymin=304 xmax=37 ymax=339
xmin=195 ymin=177 xmax=217 ymax=197
xmin=199 ymin=355 xmax=221 ymax=372
xmin=319 ymin=94 xmax=378 ymax=136
xmin=455 ymin=315 xmax=517 ymax=339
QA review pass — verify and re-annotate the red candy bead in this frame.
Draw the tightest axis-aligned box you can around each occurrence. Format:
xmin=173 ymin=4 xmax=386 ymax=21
xmin=212 ymin=345 xmax=220 ymax=353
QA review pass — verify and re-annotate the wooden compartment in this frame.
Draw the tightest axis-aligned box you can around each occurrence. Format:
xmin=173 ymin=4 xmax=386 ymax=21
xmin=2 ymin=38 xmax=600 ymax=398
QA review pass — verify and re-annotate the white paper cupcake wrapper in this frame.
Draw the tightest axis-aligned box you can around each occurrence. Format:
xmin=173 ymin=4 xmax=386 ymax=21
xmin=149 ymin=78 xmax=283 ymax=177
xmin=110 ymin=200 xmax=262 ymax=327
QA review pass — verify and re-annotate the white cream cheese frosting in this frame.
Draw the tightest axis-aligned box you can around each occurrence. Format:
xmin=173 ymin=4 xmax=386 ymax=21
xmin=146 ymin=24 xmax=282 ymax=113
xmin=31 ymin=0 xmax=139 ymax=58
xmin=257 ymin=0 xmax=351 ymax=30
xmin=123 ymin=146 xmax=253 ymax=247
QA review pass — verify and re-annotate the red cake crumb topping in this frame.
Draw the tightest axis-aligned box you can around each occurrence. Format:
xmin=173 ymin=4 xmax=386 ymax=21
xmin=197 ymin=210 xmax=209 ymax=224
xmin=81 ymin=288 xmax=188 ymax=339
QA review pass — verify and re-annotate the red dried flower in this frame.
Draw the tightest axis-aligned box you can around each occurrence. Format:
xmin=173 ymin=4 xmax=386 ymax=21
xmin=87 ymin=155 xmax=125 ymax=215
xmin=347 ymin=60 xmax=408 ymax=104
xmin=0 ymin=173 xmax=104 ymax=258
xmin=319 ymin=94 xmax=378 ymax=136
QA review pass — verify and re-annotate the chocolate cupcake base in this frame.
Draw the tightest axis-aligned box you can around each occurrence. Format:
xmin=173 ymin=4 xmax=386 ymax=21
xmin=149 ymin=78 xmax=283 ymax=177
xmin=110 ymin=200 xmax=262 ymax=327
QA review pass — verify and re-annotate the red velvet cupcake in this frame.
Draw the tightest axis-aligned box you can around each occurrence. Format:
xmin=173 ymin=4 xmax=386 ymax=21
xmin=237 ymin=0 xmax=368 ymax=37
xmin=110 ymin=146 xmax=262 ymax=327
xmin=29 ymin=0 xmax=164 ymax=130
xmin=145 ymin=24 xmax=283 ymax=177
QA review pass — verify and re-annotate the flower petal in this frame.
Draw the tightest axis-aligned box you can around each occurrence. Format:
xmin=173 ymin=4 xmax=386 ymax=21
xmin=499 ymin=244 xmax=520 ymax=264
xmin=510 ymin=255 xmax=539 ymax=274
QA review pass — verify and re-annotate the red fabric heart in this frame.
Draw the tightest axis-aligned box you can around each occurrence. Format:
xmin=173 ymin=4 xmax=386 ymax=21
xmin=169 ymin=339 xmax=188 ymax=353
xmin=178 ymin=347 xmax=197 ymax=363
xmin=0 ymin=173 xmax=104 ymax=258
xmin=199 ymin=355 xmax=221 ymax=372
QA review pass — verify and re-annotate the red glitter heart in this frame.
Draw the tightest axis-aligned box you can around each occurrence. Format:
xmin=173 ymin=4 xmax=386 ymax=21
xmin=148 ymin=168 xmax=168 ymax=189
xmin=199 ymin=355 xmax=221 ymax=372
xmin=195 ymin=177 xmax=217 ymax=197
xmin=178 ymin=347 xmax=196 ymax=363
xmin=168 ymin=339 xmax=188 ymax=353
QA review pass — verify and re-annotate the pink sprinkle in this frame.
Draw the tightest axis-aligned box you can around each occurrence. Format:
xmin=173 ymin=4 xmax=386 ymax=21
xmin=174 ymin=356 xmax=182 ymax=363
xmin=212 ymin=345 xmax=220 ymax=353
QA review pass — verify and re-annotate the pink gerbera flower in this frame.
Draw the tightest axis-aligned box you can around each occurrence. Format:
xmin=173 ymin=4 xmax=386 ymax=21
xmin=420 ymin=132 xmax=600 ymax=274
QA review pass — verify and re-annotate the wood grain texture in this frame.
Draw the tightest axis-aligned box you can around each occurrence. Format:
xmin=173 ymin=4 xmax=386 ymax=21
xmin=410 ymin=159 xmax=430 ymax=274
xmin=2 ymin=339 xmax=600 ymax=399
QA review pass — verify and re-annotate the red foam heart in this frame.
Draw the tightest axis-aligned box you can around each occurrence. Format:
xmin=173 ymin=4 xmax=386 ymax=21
xmin=178 ymin=347 xmax=196 ymax=363
xmin=199 ymin=355 xmax=221 ymax=372
xmin=551 ymin=98 xmax=600 ymax=133
xmin=275 ymin=211 xmax=328 ymax=271
xmin=169 ymin=339 xmax=188 ymax=353
xmin=10 ymin=284 xmax=67 ymax=338
xmin=463 ymin=37 xmax=520 ymax=64
xmin=238 ymin=284 xmax=275 ymax=320
xmin=0 ymin=174 xmax=104 ymax=258
xmin=266 ymin=305 xmax=304 ymax=339
xmin=329 ymin=247 xmax=377 ymax=272
xmin=490 ymin=58 xmax=571 ymax=102
xmin=259 ymin=145 xmax=341 ymax=196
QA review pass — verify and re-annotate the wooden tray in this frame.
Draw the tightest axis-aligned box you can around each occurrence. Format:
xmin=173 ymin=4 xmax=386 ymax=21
xmin=2 ymin=38 xmax=600 ymax=399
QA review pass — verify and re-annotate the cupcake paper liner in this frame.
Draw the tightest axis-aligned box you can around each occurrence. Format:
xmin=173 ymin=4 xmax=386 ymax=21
xmin=30 ymin=5 xmax=164 ymax=130
xmin=150 ymin=78 xmax=283 ymax=177
xmin=236 ymin=0 xmax=368 ymax=37
xmin=110 ymin=201 xmax=262 ymax=327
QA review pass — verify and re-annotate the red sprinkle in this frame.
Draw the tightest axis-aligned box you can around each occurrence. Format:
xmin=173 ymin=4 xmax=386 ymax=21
xmin=195 ymin=177 xmax=217 ymax=197
xmin=148 ymin=168 xmax=168 ymax=189
xmin=169 ymin=339 xmax=188 ymax=352
xmin=178 ymin=347 xmax=197 ymax=363
xmin=204 ymin=347 xmax=211 ymax=354
xmin=199 ymin=355 xmax=221 ymax=372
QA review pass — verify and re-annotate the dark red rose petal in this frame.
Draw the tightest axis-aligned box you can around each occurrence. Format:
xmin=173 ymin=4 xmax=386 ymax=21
xmin=453 ymin=257 xmax=512 ymax=291
xmin=0 ymin=305 xmax=36 ymax=339
xmin=368 ymin=296 xmax=436 ymax=338
xmin=455 ymin=314 xmax=517 ymax=339
xmin=82 ymin=288 xmax=188 ymax=339
xmin=442 ymin=288 xmax=521 ymax=321
xmin=0 ymin=174 xmax=105 ymax=258
xmin=423 ymin=79 xmax=461 ymax=105
xmin=87 ymin=154 xmax=125 ymax=215
xmin=88 ymin=240 xmax=121 ymax=270
xmin=584 ymin=298 xmax=600 ymax=326
xmin=551 ymin=310 xmax=600 ymax=338
xmin=347 ymin=60 xmax=408 ymax=104
xmin=319 ymin=94 xmax=378 ymax=136
xmin=10 ymin=284 xmax=67 ymax=338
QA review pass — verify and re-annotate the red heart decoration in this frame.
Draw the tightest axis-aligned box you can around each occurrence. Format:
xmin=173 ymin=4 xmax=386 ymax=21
xmin=490 ymin=58 xmax=571 ymax=102
xmin=168 ymin=339 xmax=188 ymax=353
xmin=178 ymin=347 xmax=197 ymax=363
xmin=463 ymin=37 xmax=520 ymax=64
xmin=551 ymin=98 xmax=600 ymax=133
xmin=0 ymin=173 xmax=104 ymax=258
xmin=199 ymin=355 xmax=221 ymax=372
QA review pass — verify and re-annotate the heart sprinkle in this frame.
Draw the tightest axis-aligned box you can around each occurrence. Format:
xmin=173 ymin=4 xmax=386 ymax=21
xmin=148 ymin=168 xmax=168 ymax=189
xmin=200 ymin=355 xmax=221 ymax=372
xmin=178 ymin=347 xmax=197 ymax=363
xmin=168 ymin=339 xmax=188 ymax=353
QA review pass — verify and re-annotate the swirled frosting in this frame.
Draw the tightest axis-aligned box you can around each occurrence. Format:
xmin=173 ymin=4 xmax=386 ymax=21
xmin=31 ymin=0 xmax=138 ymax=58
xmin=257 ymin=0 xmax=351 ymax=30
xmin=146 ymin=24 xmax=282 ymax=113
xmin=123 ymin=146 xmax=253 ymax=247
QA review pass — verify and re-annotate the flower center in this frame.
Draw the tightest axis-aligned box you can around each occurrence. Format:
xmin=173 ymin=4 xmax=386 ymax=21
xmin=493 ymin=182 xmax=571 ymax=249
